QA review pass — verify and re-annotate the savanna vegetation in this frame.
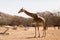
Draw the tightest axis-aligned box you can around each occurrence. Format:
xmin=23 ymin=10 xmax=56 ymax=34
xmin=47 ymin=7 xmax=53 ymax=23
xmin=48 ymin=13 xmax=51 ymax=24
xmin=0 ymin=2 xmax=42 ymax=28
xmin=0 ymin=12 xmax=33 ymax=27
xmin=0 ymin=11 xmax=60 ymax=29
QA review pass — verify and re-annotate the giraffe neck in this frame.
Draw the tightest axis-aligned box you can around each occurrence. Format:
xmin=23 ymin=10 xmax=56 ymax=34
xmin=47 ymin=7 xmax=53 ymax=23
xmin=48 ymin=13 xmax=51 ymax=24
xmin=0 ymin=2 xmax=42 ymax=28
xmin=23 ymin=10 xmax=37 ymax=18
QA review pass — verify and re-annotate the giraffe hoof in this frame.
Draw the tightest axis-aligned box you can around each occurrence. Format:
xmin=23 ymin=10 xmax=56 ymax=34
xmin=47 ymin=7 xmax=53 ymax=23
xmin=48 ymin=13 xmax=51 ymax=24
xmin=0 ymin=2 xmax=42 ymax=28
xmin=38 ymin=36 xmax=40 ymax=38
xmin=6 ymin=33 xmax=9 ymax=35
xmin=42 ymin=35 xmax=45 ymax=38
xmin=34 ymin=36 xmax=36 ymax=38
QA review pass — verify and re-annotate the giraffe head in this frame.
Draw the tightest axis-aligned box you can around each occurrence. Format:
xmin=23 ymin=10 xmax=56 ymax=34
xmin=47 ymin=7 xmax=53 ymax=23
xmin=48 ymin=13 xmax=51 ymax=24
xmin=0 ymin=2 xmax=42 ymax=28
xmin=18 ymin=8 xmax=25 ymax=13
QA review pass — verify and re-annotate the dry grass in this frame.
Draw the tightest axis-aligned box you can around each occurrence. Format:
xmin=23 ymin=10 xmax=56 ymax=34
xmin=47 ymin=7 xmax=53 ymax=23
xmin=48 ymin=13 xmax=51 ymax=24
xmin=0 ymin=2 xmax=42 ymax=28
xmin=0 ymin=27 xmax=60 ymax=40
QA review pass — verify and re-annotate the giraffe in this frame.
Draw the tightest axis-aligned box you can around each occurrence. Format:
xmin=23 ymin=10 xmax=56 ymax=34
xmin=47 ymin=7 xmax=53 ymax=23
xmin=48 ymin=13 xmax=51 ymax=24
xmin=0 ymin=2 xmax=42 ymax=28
xmin=18 ymin=8 xmax=46 ymax=38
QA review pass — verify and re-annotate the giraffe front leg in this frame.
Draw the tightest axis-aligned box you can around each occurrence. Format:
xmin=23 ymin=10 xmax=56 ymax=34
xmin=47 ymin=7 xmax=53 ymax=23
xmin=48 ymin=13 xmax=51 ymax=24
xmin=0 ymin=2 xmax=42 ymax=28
xmin=34 ymin=26 xmax=37 ymax=38
xmin=37 ymin=26 xmax=40 ymax=38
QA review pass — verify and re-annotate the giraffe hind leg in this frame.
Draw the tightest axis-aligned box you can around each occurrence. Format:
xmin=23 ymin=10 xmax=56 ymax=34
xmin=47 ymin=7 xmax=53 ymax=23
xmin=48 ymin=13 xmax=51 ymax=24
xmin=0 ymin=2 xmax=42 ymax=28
xmin=42 ymin=29 xmax=46 ymax=37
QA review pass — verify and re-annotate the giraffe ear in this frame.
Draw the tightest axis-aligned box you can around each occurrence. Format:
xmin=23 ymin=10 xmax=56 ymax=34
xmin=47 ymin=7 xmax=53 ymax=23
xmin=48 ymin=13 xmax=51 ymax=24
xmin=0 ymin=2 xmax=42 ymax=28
xmin=21 ymin=7 xmax=23 ymax=9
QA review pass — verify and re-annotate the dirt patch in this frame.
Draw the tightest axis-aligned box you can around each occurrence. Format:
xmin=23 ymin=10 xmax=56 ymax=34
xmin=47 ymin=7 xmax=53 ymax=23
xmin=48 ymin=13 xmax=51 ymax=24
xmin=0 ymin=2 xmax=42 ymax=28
xmin=0 ymin=27 xmax=60 ymax=40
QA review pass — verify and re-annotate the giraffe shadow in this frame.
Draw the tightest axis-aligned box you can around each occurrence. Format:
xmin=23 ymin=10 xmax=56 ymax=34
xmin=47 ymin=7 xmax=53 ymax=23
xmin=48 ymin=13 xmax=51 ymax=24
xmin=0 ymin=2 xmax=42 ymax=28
xmin=0 ymin=33 xmax=9 ymax=35
xmin=26 ymin=36 xmax=39 ymax=39
xmin=26 ymin=36 xmax=45 ymax=39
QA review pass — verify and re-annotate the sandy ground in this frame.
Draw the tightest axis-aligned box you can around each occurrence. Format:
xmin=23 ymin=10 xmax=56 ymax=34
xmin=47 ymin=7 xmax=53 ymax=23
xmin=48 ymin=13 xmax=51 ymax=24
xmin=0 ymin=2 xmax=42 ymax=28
xmin=0 ymin=27 xmax=60 ymax=40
